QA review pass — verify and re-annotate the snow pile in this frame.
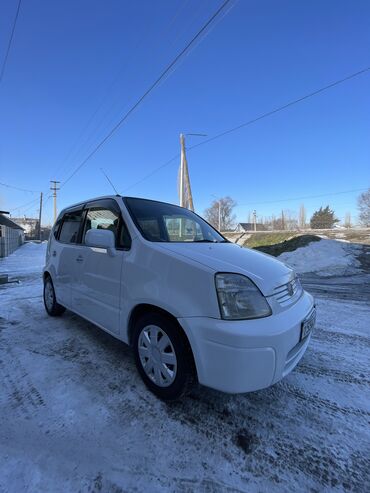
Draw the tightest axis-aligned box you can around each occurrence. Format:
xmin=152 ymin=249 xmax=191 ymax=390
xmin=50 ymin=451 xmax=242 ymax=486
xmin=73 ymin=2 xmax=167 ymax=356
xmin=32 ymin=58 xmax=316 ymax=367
xmin=278 ymin=238 xmax=361 ymax=277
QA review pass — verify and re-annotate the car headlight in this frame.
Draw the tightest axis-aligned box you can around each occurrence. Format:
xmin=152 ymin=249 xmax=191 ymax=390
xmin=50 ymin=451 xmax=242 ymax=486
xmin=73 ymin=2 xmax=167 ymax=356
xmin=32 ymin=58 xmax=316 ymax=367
xmin=215 ymin=273 xmax=272 ymax=320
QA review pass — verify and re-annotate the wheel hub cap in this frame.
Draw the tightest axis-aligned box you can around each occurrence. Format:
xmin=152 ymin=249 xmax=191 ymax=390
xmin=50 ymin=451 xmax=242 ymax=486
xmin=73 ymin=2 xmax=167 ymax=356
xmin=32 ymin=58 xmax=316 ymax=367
xmin=138 ymin=325 xmax=177 ymax=387
xmin=45 ymin=282 xmax=54 ymax=310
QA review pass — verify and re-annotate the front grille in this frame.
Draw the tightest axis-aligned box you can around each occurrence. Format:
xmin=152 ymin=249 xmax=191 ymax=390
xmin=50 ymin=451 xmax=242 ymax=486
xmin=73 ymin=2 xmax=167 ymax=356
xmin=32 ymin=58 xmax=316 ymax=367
xmin=272 ymin=278 xmax=302 ymax=307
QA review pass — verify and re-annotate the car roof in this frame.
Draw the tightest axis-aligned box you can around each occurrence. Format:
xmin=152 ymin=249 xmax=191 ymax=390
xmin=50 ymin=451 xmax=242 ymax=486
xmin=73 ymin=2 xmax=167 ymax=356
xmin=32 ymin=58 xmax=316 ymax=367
xmin=59 ymin=195 xmax=181 ymax=216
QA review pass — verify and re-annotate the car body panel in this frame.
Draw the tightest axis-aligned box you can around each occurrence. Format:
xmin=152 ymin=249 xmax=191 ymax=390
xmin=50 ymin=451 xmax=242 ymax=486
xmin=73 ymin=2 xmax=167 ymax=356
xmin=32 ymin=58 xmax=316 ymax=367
xmin=157 ymin=241 xmax=294 ymax=296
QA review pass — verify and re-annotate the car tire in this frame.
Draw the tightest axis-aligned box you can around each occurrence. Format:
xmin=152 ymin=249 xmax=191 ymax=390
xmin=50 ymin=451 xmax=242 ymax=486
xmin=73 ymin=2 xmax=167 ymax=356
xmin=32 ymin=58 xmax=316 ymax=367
xmin=43 ymin=276 xmax=66 ymax=316
xmin=133 ymin=312 xmax=195 ymax=400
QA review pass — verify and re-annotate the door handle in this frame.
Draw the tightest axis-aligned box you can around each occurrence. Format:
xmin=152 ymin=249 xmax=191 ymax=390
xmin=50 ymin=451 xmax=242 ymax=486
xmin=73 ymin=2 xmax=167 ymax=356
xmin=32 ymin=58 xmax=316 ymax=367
xmin=76 ymin=256 xmax=84 ymax=263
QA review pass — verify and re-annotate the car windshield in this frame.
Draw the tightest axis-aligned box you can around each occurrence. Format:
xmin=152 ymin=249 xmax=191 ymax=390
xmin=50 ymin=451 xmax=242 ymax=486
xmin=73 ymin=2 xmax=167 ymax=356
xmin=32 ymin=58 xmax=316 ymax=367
xmin=124 ymin=197 xmax=226 ymax=243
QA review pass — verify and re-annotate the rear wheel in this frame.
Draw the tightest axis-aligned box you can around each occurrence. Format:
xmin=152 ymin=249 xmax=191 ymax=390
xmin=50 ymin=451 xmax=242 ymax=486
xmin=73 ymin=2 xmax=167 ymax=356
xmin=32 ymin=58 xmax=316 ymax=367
xmin=43 ymin=276 xmax=65 ymax=316
xmin=133 ymin=312 xmax=194 ymax=400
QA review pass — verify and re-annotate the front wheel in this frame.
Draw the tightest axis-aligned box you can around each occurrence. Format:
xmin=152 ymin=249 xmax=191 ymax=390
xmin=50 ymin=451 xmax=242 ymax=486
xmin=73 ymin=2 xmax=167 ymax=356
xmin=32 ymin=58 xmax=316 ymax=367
xmin=133 ymin=313 xmax=194 ymax=400
xmin=43 ymin=276 xmax=65 ymax=316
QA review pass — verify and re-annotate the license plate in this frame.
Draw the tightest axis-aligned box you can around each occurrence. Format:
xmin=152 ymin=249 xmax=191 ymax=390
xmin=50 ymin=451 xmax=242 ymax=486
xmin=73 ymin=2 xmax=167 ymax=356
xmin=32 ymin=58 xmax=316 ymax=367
xmin=301 ymin=308 xmax=316 ymax=340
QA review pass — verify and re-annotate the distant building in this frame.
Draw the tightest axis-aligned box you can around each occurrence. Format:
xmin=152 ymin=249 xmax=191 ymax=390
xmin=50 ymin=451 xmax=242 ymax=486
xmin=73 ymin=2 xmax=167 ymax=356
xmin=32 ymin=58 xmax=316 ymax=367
xmin=11 ymin=216 xmax=39 ymax=239
xmin=235 ymin=222 xmax=267 ymax=232
xmin=0 ymin=212 xmax=25 ymax=258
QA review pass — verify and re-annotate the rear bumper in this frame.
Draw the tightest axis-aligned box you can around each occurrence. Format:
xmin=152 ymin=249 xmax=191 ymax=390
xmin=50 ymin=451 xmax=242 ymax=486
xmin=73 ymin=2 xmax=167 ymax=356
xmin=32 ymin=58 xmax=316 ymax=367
xmin=178 ymin=291 xmax=314 ymax=393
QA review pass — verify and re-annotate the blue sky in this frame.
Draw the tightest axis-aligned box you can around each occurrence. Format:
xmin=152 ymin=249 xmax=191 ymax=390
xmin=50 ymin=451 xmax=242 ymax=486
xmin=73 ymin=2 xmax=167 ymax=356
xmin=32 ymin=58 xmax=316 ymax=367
xmin=0 ymin=0 xmax=369 ymax=225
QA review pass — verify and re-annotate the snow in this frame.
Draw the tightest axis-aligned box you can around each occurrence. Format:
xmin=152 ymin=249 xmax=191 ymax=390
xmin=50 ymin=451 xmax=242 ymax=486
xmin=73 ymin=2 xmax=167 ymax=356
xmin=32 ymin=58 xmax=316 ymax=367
xmin=278 ymin=238 xmax=362 ymax=276
xmin=0 ymin=242 xmax=369 ymax=492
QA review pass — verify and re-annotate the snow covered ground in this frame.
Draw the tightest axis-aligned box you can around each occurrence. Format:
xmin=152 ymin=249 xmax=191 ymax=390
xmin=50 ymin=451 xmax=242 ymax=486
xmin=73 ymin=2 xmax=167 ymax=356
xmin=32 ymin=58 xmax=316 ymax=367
xmin=0 ymin=241 xmax=369 ymax=492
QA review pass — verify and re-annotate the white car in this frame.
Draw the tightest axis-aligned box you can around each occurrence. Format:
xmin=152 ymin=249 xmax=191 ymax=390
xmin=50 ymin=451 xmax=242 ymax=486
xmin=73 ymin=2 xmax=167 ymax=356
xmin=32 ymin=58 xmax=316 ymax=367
xmin=43 ymin=195 xmax=315 ymax=400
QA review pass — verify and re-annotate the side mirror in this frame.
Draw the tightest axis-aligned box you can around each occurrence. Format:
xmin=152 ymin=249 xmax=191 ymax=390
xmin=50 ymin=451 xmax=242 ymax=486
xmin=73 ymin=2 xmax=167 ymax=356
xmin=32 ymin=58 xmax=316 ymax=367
xmin=85 ymin=229 xmax=116 ymax=257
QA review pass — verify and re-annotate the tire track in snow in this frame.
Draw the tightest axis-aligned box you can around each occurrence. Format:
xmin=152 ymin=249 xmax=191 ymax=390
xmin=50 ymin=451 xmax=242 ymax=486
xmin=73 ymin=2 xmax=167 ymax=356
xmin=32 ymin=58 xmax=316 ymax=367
xmin=0 ymin=341 xmax=45 ymax=418
xmin=295 ymin=363 xmax=370 ymax=386
xmin=282 ymin=382 xmax=370 ymax=420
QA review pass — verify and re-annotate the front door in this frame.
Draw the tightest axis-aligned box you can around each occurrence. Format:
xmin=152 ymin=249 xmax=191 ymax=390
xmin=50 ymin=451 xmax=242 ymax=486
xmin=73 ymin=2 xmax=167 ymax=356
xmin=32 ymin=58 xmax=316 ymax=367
xmin=72 ymin=202 xmax=125 ymax=335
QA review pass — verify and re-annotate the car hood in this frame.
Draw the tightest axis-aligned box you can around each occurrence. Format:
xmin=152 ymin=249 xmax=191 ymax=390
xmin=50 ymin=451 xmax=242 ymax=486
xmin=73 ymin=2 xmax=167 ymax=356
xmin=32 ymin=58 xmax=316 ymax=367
xmin=157 ymin=242 xmax=294 ymax=296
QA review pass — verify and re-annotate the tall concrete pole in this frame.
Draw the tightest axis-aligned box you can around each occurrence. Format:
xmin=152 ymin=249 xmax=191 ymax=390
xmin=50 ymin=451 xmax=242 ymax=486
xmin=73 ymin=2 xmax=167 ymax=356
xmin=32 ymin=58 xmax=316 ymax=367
xmin=179 ymin=134 xmax=194 ymax=211
xmin=179 ymin=134 xmax=185 ymax=208
xmin=50 ymin=181 xmax=60 ymax=224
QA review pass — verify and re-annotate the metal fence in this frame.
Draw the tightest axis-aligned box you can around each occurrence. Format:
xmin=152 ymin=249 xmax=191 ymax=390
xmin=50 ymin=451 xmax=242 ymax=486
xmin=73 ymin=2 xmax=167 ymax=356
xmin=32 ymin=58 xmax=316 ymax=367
xmin=0 ymin=225 xmax=24 ymax=258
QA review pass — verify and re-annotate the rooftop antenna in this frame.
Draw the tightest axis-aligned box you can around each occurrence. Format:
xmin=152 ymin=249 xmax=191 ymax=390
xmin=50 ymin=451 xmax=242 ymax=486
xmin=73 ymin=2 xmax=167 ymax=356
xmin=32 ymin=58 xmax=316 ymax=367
xmin=100 ymin=168 xmax=119 ymax=195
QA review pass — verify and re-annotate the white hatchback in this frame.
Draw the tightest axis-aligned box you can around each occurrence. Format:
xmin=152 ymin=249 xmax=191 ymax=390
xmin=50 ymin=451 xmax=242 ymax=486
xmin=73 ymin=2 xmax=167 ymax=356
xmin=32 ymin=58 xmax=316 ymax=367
xmin=43 ymin=195 xmax=315 ymax=399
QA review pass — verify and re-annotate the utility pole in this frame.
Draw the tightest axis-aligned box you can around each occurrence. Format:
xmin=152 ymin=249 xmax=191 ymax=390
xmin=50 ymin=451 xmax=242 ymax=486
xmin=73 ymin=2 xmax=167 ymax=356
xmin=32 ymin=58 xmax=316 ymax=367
xmin=50 ymin=181 xmax=60 ymax=224
xmin=253 ymin=210 xmax=257 ymax=232
xmin=38 ymin=192 xmax=43 ymax=241
xmin=179 ymin=134 xmax=184 ymax=208
xmin=179 ymin=134 xmax=194 ymax=211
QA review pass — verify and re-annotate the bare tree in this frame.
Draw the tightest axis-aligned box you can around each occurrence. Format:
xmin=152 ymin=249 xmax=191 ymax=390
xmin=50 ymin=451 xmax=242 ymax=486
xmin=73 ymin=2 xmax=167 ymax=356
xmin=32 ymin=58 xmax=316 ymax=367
xmin=344 ymin=212 xmax=352 ymax=229
xmin=283 ymin=209 xmax=298 ymax=230
xmin=281 ymin=210 xmax=285 ymax=230
xmin=204 ymin=196 xmax=237 ymax=231
xmin=269 ymin=216 xmax=275 ymax=231
xmin=299 ymin=204 xmax=306 ymax=229
xmin=358 ymin=189 xmax=370 ymax=226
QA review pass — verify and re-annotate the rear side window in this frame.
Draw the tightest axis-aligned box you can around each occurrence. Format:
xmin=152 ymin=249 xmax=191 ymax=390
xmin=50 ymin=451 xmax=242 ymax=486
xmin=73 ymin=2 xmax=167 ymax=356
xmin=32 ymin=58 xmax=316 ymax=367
xmin=53 ymin=219 xmax=62 ymax=239
xmin=59 ymin=211 xmax=83 ymax=244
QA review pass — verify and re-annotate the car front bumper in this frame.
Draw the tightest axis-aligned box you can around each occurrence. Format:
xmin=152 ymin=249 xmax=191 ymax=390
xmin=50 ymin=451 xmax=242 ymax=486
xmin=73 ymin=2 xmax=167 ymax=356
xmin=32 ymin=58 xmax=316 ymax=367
xmin=178 ymin=291 xmax=315 ymax=393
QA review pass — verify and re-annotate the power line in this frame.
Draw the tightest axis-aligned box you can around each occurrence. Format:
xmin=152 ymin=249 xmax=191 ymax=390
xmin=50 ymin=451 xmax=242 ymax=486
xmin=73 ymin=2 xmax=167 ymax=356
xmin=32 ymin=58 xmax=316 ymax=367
xmin=52 ymin=0 xmax=193 ymax=183
xmin=0 ymin=0 xmax=22 ymax=84
xmin=237 ymin=188 xmax=368 ymax=207
xmin=122 ymin=65 xmax=370 ymax=192
xmin=189 ymin=66 xmax=370 ymax=151
xmin=9 ymin=196 xmax=40 ymax=212
xmin=0 ymin=181 xmax=40 ymax=193
xmin=60 ymin=0 xmax=234 ymax=189
xmin=55 ymin=0 xmax=211 ymax=185
xmin=122 ymin=153 xmax=180 ymax=193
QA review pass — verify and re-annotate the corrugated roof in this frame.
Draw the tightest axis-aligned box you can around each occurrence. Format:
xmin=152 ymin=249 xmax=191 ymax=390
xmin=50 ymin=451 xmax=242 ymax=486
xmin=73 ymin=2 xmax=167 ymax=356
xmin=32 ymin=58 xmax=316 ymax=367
xmin=0 ymin=214 xmax=25 ymax=230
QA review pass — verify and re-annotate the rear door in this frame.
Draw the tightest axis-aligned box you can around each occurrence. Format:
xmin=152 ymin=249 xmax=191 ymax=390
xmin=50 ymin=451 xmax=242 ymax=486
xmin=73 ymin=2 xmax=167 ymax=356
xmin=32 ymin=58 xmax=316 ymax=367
xmin=72 ymin=199 xmax=130 ymax=335
xmin=53 ymin=208 xmax=85 ymax=308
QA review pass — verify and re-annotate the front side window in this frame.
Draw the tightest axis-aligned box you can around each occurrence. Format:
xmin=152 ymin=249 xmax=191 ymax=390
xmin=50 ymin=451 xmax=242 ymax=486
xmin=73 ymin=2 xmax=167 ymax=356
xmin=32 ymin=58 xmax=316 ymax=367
xmin=82 ymin=207 xmax=131 ymax=249
xmin=59 ymin=211 xmax=83 ymax=243
xmin=83 ymin=208 xmax=119 ymax=243
xmin=124 ymin=197 xmax=226 ymax=243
